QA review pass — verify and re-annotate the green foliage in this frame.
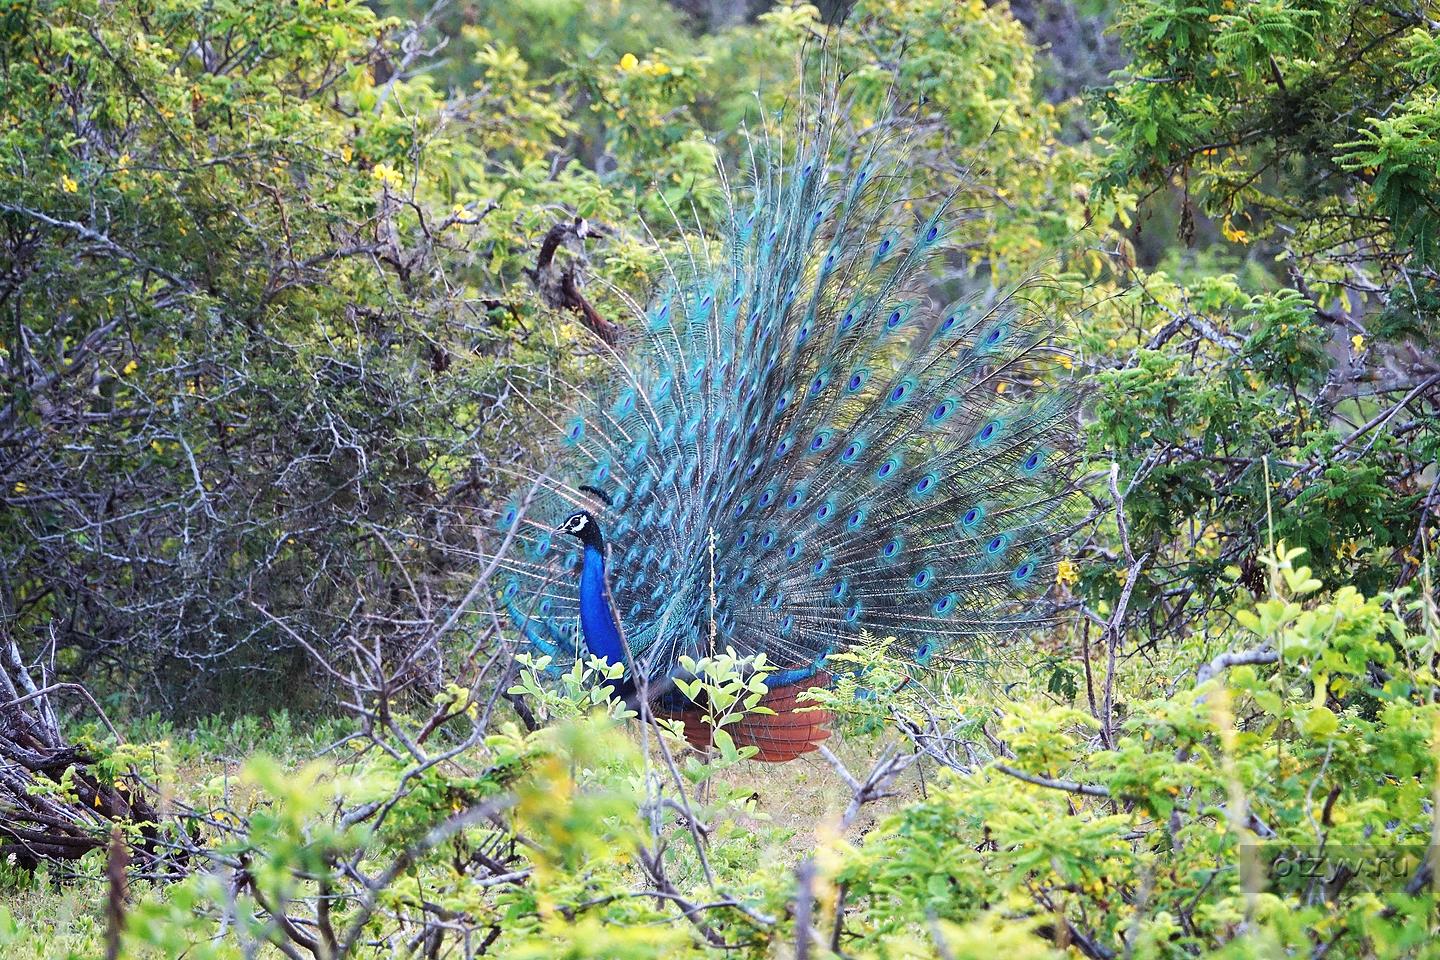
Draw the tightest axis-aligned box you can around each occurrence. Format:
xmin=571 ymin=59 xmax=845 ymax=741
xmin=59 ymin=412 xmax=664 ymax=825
xmin=6 ymin=548 xmax=1436 ymax=958
xmin=1081 ymin=0 xmax=1440 ymax=627
xmin=830 ymin=547 xmax=1440 ymax=958
xmin=0 ymin=0 xmax=696 ymax=704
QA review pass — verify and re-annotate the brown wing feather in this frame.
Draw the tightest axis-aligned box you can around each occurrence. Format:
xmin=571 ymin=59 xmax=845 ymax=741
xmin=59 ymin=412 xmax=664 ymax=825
xmin=654 ymin=672 xmax=833 ymax=763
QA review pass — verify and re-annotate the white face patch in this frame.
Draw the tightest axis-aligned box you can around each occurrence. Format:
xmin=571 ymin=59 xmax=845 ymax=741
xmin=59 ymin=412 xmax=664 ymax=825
xmin=564 ymin=513 xmax=589 ymax=534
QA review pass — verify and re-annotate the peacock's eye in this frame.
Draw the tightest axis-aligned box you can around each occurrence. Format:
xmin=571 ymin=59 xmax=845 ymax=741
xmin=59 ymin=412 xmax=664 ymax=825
xmin=963 ymin=508 xmax=979 ymax=525
xmin=988 ymin=536 xmax=1005 ymax=553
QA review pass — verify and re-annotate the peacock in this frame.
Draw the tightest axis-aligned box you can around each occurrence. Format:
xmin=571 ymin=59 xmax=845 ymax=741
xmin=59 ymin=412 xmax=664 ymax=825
xmin=490 ymin=76 xmax=1077 ymax=761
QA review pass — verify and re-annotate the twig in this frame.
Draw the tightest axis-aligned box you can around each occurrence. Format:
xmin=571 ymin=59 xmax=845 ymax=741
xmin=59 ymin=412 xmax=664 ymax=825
xmin=1195 ymin=645 xmax=1279 ymax=685
xmin=524 ymin=218 xmax=622 ymax=345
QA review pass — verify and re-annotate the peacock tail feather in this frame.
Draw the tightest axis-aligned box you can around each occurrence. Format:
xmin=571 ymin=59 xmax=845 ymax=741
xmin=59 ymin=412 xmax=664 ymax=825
xmin=487 ymin=75 xmax=1079 ymax=757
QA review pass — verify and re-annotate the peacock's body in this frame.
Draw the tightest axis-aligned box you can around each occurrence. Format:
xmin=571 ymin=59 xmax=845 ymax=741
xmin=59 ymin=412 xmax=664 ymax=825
xmin=492 ymin=83 xmax=1076 ymax=760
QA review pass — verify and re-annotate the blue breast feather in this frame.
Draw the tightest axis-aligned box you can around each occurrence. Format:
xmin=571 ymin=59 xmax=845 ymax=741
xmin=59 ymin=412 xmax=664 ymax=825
xmin=577 ymin=545 xmax=626 ymax=666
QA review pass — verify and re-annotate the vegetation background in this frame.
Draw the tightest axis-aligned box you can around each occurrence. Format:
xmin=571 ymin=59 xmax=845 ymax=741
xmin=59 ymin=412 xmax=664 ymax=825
xmin=0 ymin=0 xmax=1437 ymax=957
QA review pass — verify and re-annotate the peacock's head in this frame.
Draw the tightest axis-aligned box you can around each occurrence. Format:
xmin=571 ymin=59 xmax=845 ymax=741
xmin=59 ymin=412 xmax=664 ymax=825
xmin=557 ymin=509 xmax=603 ymax=547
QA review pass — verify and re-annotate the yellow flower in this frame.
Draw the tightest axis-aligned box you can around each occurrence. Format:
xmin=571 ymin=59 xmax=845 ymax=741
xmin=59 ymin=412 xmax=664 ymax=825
xmin=1057 ymin=354 xmax=1074 ymax=370
xmin=150 ymin=440 xmax=164 ymax=455
xmin=996 ymin=381 xmax=1008 ymax=394
xmin=618 ymin=52 xmax=638 ymax=72
xmin=647 ymin=60 xmax=671 ymax=76
xmin=1055 ymin=559 xmax=1079 ymax=587
xmin=121 ymin=359 xmax=139 ymax=376
xmin=341 ymin=145 xmax=353 ymax=163
xmin=12 ymin=482 xmax=27 ymax=495
xmin=60 ymin=174 xmax=78 ymax=193
xmin=1350 ymin=333 xmax=1364 ymax=353
xmin=371 ymin=163 xmax=403 ymax=188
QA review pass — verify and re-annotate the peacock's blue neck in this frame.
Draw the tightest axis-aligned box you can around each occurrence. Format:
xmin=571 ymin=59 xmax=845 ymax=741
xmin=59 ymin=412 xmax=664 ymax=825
xmin=577 ymin=544 xmax=626 ymax=667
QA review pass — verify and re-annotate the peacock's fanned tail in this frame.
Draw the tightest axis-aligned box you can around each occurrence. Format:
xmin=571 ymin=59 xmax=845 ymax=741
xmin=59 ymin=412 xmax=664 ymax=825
xmin=488 ymin=82 xmax=1078 ymax=759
